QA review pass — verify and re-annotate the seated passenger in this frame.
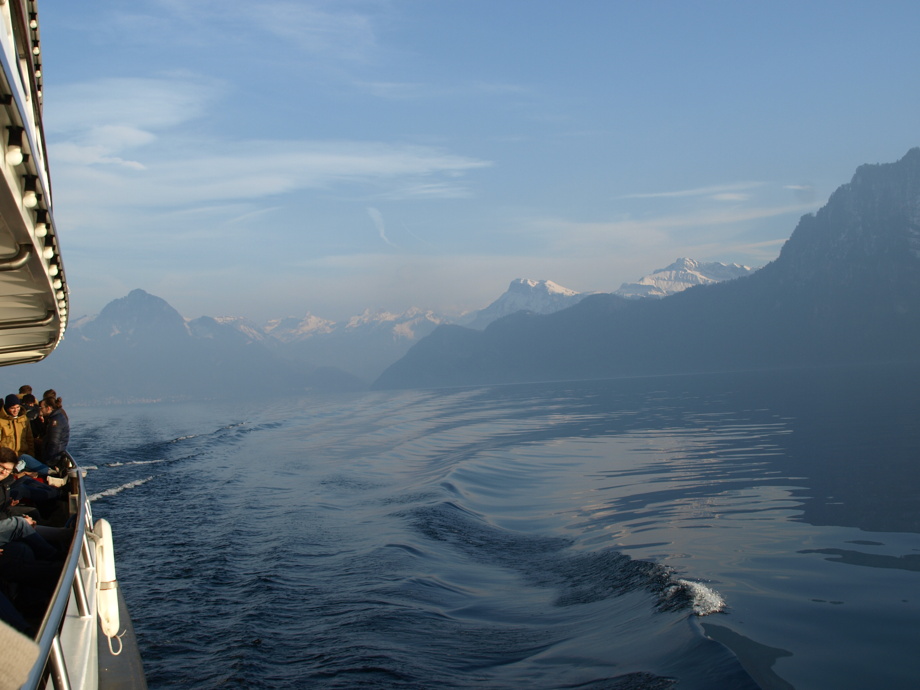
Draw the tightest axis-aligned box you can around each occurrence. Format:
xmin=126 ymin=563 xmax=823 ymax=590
xmin=0 ymin=451 xmax=60 ymax=560
xmin=0 ymin=541 xmax=62 ymax=635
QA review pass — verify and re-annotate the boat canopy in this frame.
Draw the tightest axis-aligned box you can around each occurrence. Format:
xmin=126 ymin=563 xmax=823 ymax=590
xmin=0 ymin=0 xmax=67 ymax=367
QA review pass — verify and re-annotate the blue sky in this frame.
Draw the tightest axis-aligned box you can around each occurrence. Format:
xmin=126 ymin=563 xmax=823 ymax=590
xmin=40 ymin=0 xmax=920 ymax=322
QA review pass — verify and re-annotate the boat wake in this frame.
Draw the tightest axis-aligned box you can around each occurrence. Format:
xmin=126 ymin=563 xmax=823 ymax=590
xmin=89 ymin=476 xmax=154 ymax=502
xmin=669 ymin=579 xmax=725 ymax=616
xmin=403 ymin=501 xmax=723 ymax=616
xmin=104 ymin=458 xmax=169 ymax=467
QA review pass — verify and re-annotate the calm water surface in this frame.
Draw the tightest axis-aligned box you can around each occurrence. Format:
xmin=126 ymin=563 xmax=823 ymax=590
xmin=70 ymin=365 xmax=920 ymax=689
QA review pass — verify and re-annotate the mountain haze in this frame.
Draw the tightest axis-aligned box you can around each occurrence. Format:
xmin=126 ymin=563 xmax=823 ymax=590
xmin=374 ymin=148 xmax=920 ymax=390
xmin=266 ymin=308 xmax=445 ymax=383
xmin=11 ymin=290 xmax=358 ymax=402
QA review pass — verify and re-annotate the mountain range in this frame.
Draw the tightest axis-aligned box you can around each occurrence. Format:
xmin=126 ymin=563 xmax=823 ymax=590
xmin=374 ymin=148 xmax=920 ymax=390
xmin=0 ymin=253 xmax=756 ymax=402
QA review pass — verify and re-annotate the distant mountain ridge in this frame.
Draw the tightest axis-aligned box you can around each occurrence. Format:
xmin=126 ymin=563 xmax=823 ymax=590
xmin=3 ymin=250 xmax=774 ymax=401
xmin=373 ymin=148 xmax=920 ymax=390
xmin=24 ymin=289 xmax=356 ymax=402
xmin=614 ymin=258 xmax=755 ymax=299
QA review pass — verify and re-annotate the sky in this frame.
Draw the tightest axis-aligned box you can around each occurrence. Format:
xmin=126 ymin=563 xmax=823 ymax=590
xmin=38 ymin=0 xmax=920 ymax=323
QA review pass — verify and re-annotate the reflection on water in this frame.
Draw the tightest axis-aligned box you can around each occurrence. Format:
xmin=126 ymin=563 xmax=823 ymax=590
xmin=71 ymin=363 xmax=920 ymax=689
xmin=701 ymin=623 xmax=795 ymax=690
xmin=799 ymin=548 xmax=920 ymax=572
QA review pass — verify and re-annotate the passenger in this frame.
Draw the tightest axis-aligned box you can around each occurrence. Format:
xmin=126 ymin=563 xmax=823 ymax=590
xmin=0 ymin=584 xmax=31 ymax=634
xmin=35 ymin=389 xmax=57 ymax=436
xmin=0 ymin=451 xmax=60 ymax=560
xmin=19 ymin=393 xmax=44 ymax=467
xmin=0 ymin=395 xmax=50 ymax=477
xmin=0 ymin=449 xmax=40 ymax=521
xmin=19 ymin=394 xmax=42 ymax=442
xmin=8 ymin=474 xmax=60 ymax=520
xmin=0 ymin=446 xmax=66 ymax=636
xmin=39 ymin=396 xmax=69 ymax=477
xmin=0 ymin=541 xmax=62 ymax=626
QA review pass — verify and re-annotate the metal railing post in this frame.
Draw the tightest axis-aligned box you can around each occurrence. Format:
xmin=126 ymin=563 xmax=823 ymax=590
xmin=49 ymin=635 xmax=73 ymax=690
xmin=72 ymin=564 xmax=91 ymax=618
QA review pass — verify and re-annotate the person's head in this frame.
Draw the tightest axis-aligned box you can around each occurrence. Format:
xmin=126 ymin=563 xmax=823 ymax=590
xmin=18 ymin=385 xmax=31 ymax=396
xmin=42 ymin=389 xmax=56 ymax=400
xmin=20 ymin=393 xmax=36 ymax=406
xmin=4 ymin=394 xmax=20 ymax=416
xmin=0 ymin=447 xmax=17 ymax=477
xmin=41 ymin=396 xmax=62 ymax=415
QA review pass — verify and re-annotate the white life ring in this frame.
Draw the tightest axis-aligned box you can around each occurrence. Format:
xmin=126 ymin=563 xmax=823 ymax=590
xmin=94 ymin=518 xmax=121 ymax=643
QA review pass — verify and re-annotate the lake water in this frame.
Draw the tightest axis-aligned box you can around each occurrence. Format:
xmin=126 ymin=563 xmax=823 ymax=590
xmin=71 ymin=364 xmax=920 ymax=689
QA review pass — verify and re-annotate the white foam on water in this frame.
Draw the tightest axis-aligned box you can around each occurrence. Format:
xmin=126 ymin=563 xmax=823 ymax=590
xmin=109 ymin=458 xmax=168 ymax=467
xmin=676 ymin=579 xmax=725 ymax=616
xmin=89 ymin=476 xmax=154 ymax=502
xmin=104 ymin=457 xmax=171 ymax=467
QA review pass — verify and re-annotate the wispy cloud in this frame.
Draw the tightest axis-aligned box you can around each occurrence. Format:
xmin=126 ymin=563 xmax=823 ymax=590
xmin=373 ymin=182 xmax=477 ymax=200
xmin=620 ymin=182 xmax=764 ymax=200
xmin=247 ymin=2 xmax=377 ymax=60
xmin=710 ymin=193 xmax=751 ymax=202
xmin=784 ymin=183 xmax=817 ymax=204
xmin=671 ymin=238 xmax=788 ymax=264
xmin=152 ymin=0 xmax=379 ymax=62
xmin=367 ymin=207 xmax=396 ymax=248
xmin=47 ymin=76 xmax=221 ymax=133
xmin=58 ymin=140 xmax=489 ymax=208
xmin=526 ymin=202 xmax=818 ymax=256
xmin=47 ymin=76 xmax=491 ymax=215
xmin=354 ymin=79 xmax=532 ymax=101
xmin=356 ymin=81 xmax=429 ymax=99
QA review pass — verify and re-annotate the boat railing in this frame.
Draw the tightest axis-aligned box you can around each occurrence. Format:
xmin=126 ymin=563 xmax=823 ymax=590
xmin=21 ymin=451 xmax=97 ymax=690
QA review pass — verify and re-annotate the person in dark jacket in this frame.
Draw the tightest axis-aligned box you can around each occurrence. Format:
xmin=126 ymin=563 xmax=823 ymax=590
xmin=38 ymin=397 xmax=69 ymax=475
xmin=0 ymin=448 xmax=65 ymax=635
xmin=19 ymin=394 xmax=42 ymax=442
xmin=0 ymin=451 xmax=59 ymax=559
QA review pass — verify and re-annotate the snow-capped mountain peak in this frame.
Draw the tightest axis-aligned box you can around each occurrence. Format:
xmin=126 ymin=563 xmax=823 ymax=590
xmin=614 ymin=258 xmax=756 ymax=299
xmin=460 ymin=278 xmax=586 ymax=329
xmin=264 ymin=313 xmax=337 ymax=342
xmin=509 ymin=278 xmax=579 ymax=297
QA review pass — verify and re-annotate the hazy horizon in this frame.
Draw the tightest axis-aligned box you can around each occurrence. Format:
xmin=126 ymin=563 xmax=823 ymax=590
xmin=40 ymin=1 xmax=920 ymax=322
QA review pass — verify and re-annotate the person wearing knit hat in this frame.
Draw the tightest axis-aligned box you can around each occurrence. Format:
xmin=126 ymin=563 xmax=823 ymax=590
xmin=0 ymin=395 xmax=50 ymax=477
